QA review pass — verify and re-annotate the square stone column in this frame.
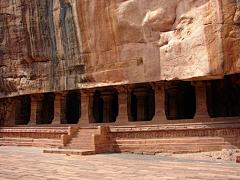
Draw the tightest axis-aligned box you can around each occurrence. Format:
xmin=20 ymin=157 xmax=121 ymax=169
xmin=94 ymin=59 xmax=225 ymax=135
xmin=28 ymin=94 xmax=44 ymax=126
xmin=151 ymin=82 xmax=167 ymax=122
xmin=167 ymin=89 xmax=179 ymax=119
xmin=192 ymin=81 xmax=210 ymax=120
xmin=165 ymin=81 xmax=181 ymax=120
xmin=78 ymin=89 xmax=95 ymax=126
xmin=51 ymin=92 xmax=67 ymax=126
xmin=14 ymin=97 xmax=22 ymax=125
xmin=100 ymin=91 xmax=116 ymax=123
xmin=115 ymin=85 xmax=133 ymax=125
xmin=134 ymin=88 xmax=149 ymax=121
xmin=127 ymin=85 xmax=135 ymax=122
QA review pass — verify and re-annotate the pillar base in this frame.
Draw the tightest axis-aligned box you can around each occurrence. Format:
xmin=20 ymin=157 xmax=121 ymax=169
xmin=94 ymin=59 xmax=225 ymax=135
xmin=194 ymin=111 xmax=210 ymax=120
xmin=151 ymin=115 xmax=167 ymax=123
xmin=115 ymin=115 xmax=131 ymax=125
xmin=51 ymin=119 xmax=61 ymax=126
xmin=77 ymin=116 xmax=90 ymax=126
xmin=27 ymin=122 xmax=36 ymax=126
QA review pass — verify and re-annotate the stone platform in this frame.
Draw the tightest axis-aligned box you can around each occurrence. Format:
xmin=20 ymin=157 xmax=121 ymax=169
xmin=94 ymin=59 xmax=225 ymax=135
xmin=108 ymin=121 xmax=240 ymax=154
xmin=1 ymin=121 xmax=240 ymax=156
xmin=0 ymin=127 xmax=68 ymax=148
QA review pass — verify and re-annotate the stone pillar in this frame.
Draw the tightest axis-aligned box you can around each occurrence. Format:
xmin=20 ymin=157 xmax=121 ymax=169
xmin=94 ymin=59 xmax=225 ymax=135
xmin=165 ymin=81 xmax=182 ymax=120
xmin=168 ymin=89 xmax=179 ymax=119
xmin=28 ymin=94 xmax=44 ymax=126
xmin=134 ymin=88 xmax=149 ymax=121
xmin=14 ymin=97 xmax=22 ymax=125
xmin=77 ymin=93 xmax=81 ymax=123
xmin=115 ymin=86 xmax=133 ymax=125
xmin=61 ymin=92 xmax=68 ymax=124
xmin=78 ymin=89 xmax=95 ymax=125
xmin=51 ymin=92 xmax=67 ymax=125
xmin=100 ymin=91 xmax=116 ymax=123
xmin=192 ymin=81 xmax=210 ymax=119
xmin=151 ymin=82 xmax=167 ymax=122
xmin=127 ymin=85 xmax=135 ymax=122
xmin=206 ymin=82 xmax=214 ymax=117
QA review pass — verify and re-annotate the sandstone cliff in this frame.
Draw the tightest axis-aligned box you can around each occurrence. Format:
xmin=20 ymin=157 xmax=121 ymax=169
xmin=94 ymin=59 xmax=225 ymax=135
xmin=0 ymin=0 xmax=239 ymax=97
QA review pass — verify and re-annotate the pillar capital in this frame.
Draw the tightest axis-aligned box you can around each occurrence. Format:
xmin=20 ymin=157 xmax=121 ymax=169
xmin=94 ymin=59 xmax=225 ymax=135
xmin=150 ymin=81 xmax=165 ymax=91
xmin=30 ymin=94 xmax=44 ymax=101
xmin=115 ymin=85 xmax=127 ymax=93
xmin=99 ymin=87 xmax=117 ymax=94
xmin=134 ymin=88 xmax=149 ymax=96
xmin=15 ymin=96 xmax=23 ymax=101
xmin=128 ymin=84 xmax=135 ymax=91
xmin=191 ymin=81 xmax=210 ymax=87
xmin=80 ymin=88 xmax=96 ymax=96
xmin=54 ymin=91 xmax=68 ymax=98
xmin=165 ymin=80 xmax=182 ymax=90
xmin=167 ymin=88 xmax=178 ymax=96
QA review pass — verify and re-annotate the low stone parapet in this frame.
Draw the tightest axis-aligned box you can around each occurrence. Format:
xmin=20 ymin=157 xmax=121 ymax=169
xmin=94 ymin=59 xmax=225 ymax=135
xmin=108 ymin=121 xmax=240 ymax=154
xmin=0 ymin=127 xmax=69 ymax=147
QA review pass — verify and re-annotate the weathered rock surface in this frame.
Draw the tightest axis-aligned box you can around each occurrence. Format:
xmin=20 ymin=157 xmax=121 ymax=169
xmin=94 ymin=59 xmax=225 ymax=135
xmin=0 ymin=0 xmax=239 ymax=97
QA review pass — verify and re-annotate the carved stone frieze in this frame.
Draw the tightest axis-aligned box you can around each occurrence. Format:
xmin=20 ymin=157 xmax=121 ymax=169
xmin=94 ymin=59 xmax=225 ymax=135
xmin=109 ymin=129 xmax=239 ymax=140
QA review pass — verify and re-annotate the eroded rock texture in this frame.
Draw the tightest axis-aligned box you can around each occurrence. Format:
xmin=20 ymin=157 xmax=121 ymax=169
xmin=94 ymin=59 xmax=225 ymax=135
xmin=0 ymin=0 xmax=239 ymax=97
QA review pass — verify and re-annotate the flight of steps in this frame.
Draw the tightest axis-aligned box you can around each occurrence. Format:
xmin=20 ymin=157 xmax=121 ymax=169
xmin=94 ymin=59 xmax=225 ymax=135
xmin=44 ymin=127 xmax=99 ymax=156
xmin=63 ymin=127 xmax=99 ymax=150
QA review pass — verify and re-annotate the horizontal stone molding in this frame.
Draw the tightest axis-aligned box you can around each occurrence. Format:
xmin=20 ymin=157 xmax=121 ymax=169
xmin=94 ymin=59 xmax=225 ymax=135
xmin=109 ymin=122 xmax=240 ymax=132
xmin=109 ymin=129 xmax=239 ymax=140
xmin=0 ymin=128 xmax=68 ymax=134
xmin=0 ymin=133 xmax=63 ymax=139
xmin=0 ymin=127 xmax=68 ymax=139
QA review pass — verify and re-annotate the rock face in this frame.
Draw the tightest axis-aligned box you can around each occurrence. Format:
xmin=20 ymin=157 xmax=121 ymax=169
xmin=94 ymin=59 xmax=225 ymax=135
xmin=0 ymin=0 xmax=239 ymax=97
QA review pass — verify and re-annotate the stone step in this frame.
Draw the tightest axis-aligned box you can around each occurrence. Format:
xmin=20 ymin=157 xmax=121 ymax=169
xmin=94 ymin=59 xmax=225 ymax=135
xmin=72 ymin=136 xmax=92 ymax=139
xmin=77 ymin=132 xmax=97 ymax=136
xmin=64 ymin=144 xmax=92 ymax=148
xmin=62 ymin=147 xmax=92 ymax=150
xmin=70 ymin=139 xmax=91 ymax=143
xmin=33 ymin=139 xmax=61 ymax=144
xmin=65 ymin=142 xmax=91 ymax=145
xmin=78 ymin=129 xmax=98 ymax=134
xmin=65 ymin=141 xmax=91 ymax=145
xmin=43 ymin=149 xmax=94 ymax=155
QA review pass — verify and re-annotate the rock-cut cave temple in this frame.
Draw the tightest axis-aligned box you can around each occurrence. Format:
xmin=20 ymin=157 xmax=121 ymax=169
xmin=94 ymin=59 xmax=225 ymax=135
xmin=0 ymin=0 xmax=240 ymax=154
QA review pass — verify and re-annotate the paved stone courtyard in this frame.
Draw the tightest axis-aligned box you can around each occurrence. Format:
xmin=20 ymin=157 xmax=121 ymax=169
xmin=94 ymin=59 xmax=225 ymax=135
xmin=0 ymin=146 xmax=239 ymax=180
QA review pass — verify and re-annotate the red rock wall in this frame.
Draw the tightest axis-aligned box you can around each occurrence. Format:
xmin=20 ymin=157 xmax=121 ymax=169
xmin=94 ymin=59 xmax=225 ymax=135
xmin=0 ymin=0 xmax=239 ymax=98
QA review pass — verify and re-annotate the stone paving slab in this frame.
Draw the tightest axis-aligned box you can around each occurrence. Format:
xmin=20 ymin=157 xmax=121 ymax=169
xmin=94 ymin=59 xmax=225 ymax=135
xmin=43 ymin=148 xmax=95 ymax=155
xmin=0 ymin=146 xmax=240 ymax=179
